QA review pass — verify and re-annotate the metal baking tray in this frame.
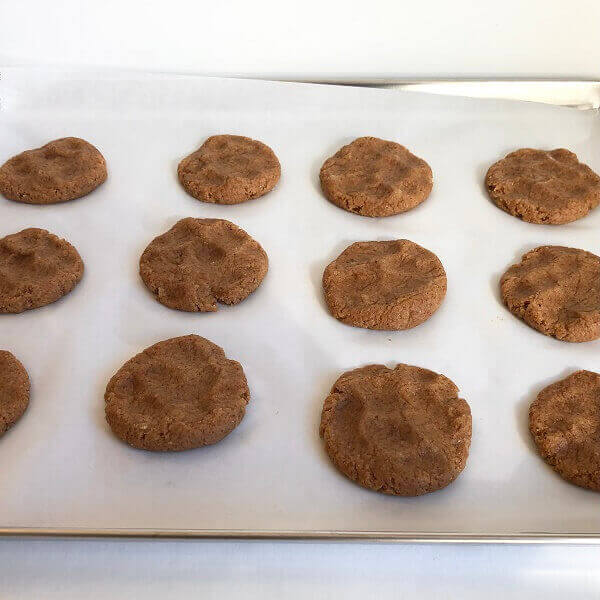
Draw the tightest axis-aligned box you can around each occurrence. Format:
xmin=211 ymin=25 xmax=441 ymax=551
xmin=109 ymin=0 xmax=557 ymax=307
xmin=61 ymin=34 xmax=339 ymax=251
xmin=1 ymin=69 xmax=599 ymax=543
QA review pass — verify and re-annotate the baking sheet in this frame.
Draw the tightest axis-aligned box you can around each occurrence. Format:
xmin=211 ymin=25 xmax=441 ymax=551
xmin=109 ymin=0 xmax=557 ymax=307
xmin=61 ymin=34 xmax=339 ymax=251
xmin=0 ymin=69 xmax=599 ymax=537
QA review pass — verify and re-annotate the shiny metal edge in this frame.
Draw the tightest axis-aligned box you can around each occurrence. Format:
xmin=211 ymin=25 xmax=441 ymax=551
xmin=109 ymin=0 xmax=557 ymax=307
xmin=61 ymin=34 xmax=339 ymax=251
xmin=269 ymin=78 xmax=600 ymax=110
xmin=1 ymin=528 xmax=599 ymax=544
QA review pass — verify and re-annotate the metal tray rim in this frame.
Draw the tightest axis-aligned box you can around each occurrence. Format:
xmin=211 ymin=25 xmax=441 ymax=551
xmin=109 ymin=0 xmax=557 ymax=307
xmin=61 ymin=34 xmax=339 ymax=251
xmin=1 ymin=527 xmax=599 ymax=544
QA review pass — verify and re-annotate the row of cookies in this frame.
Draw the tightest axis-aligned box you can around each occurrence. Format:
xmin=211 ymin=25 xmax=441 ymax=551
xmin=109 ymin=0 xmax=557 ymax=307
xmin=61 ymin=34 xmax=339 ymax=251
xmin=1 ymin=135 xmax=599 ymax=225
xmin=2 ymin=337 xmax=598 ymax=495
xmin=2 ymin=222 xmax=599 ymax=343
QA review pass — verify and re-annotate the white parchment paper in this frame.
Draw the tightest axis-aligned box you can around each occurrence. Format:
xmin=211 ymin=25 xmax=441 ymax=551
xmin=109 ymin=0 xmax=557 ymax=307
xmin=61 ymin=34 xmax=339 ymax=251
xmin=0 ymin=69 xmax=599 ymax=534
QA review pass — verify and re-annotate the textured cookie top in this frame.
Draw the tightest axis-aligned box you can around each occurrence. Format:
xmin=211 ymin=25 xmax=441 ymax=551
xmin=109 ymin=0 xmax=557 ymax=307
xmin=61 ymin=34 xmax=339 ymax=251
xmin=105 ymin=335 xmax=249 ymax=452
xmin=322 ymin=240 xmax=446 ymax=330
xmin=177 ymin=135 xmax=281 ymax=204
xmin=319 ymin=137 xmax=433 ymax=217
xmin=0 ymin=228 xmax=84 ymax=314
xmin=485 ymin=148 xmax=600 ymax=224
xmin=0 ymin=137 xmax=107 ymax=204
xmin=530 ymin=370 xmax=600 ymax=491
xmin=500 ymin=245 xmax=600 ymax=342
xmin=140 ymin=218 xmax=268 ymax=312
xmin=320 ymin=364 xmax=472 ymax=496
xmin=0 ymin=350 xmax=30 ymax=437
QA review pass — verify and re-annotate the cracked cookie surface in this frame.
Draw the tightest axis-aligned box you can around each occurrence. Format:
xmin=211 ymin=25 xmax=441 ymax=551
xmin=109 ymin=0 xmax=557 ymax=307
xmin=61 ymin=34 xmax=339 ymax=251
xmin=500 ymin=245 xmax=600 ymax=342
xmin=0 ymin=351 xmax=30 ymax=437
xmin=105 ymin=335 xmax=249 ymax=451
xmin=0 ymin=228 xmax=84 ymax=313
xmin=0 ymin=137 xmax=107 ymax=204
xmin=140 ymin=218 xmax=268 ymax=312
xmin=177 ymin=135 xmax=280 ymax=204
xmin=529 ymin=370 xmax=600 ymax=491
xmin=485 ymin=148 xmax=600 ymax=224
xmin=319 ymin=364 xmax=472 ymax=496
xmin=322 ymin=240 xmax=446 ymax=330
xmin=319 ymin=137 xmax=433 ymax=217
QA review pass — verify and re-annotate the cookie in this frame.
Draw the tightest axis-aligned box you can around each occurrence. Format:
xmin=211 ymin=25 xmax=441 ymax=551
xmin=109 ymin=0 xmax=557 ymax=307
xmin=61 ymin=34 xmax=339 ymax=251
xmin=0 ymin=137 xmax=107 ymax=204
xmin=322 ymin=240 xmax=446 ymax=330
xmin=140 ymin=218 xmax=268 ymax=312
xmin=529 ymin=370 xmax=600 ymax=491
xmin=0 ymin=228 xmax=84 ymax=314
xmin=485 ymin=148 xmax=600 ymax=225
xmin=105 ymin=335 xmax=249 ymax=451
xmin=0 ymin=351 xmax=30 ymax=437
xmin=320 ymin=364 xmax=471 ymax=496
xmin=177 ymin=135 xmax=280 ymax=204
xmin=500 ymin=245 xmax=600 ymax=342
xmin=319 ymin=137 xmax=433 ymax=217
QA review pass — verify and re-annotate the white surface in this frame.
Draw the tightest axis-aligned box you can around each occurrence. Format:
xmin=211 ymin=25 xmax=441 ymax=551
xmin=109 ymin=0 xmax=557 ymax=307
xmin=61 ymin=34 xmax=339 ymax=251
xmin=1 ymin=70 xmax=599 ymax=536
xmin=1 ymin=0 xmax=600 ymax=79
xmin=1 ymin=539 xmax=600 ymax=599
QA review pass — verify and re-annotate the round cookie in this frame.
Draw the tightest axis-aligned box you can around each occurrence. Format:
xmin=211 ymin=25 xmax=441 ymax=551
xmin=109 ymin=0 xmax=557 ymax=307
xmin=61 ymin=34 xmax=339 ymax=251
xmin=319 ymin=364 xmax=472 ymax=496
xmin=0 ymin=228 xmax=84 ymax=314
xmin=105 ymin=335 xmax=249 ymax=452
xmin=500 ymin=245 xmax=600 ymax=342
xmin=319 ymin=137 xmax=433 ymax=217
xmin=140 ymin=218 xmax=268 ymax=312
xmin=0 ymin=137 xmax=107 ymax=204
xmin=0 ymin=351 xmax=30 ymax=437
xmin=529 ymin=370 xmax=600 ymax=491
xmin=177 ymin=135 xmax=280 ymax=204
xmin=485 ymin=148 xmax=600 ymax=225
xmin=322 ymin=240 xmax=447 ymax=330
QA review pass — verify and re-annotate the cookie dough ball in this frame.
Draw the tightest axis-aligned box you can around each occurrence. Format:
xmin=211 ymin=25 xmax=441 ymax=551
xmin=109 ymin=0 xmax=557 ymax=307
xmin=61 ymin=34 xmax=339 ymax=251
xmin=485 ymin=148 xmax=600 ymax=224
xmin=0 ymin=228 xmax=84 ymax=313
xmin=0 ymin=351 xmax=30 ymax=437
xmin=105 ymin=335 xmax=250 ymax=451
xmin=139 ymin=218 xmax=268 ymax=312
xmin=530 ymin=370 xmax=600 ymax=491
xmin=500 ymin=245 xmax=600 ymax=342
xmin=0 ymin=137 xmax=107 ymax=204
xmin=322 ymin=240 xmax=446 ymax=330
xmin=177 ymin=135 xmax=280 ymax=204
xmin=319 ymin=137 xmax=433 ymax=217
xmin=320 ymin=364 xmax=472 ymax=496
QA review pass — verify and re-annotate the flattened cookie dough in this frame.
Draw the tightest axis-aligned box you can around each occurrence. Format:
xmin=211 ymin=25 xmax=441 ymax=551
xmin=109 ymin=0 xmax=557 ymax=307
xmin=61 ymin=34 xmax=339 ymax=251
xmin=320 ymin=364 xmax=472 ymax=496
xmin=0 ymin=228 xmax=84 ymax=314
xmin=0 ymin=351 xmax=30 ymax=437
xmin=485 ymin=148 xmax=600 ymax=224
xmin=140 ymin=218 xmax=268 ymax=312
xmin=500 ymin=246 xmax=600 ymax=342
xmin=319 ymin=137 xmax=433 ymax=217
xmin=322 ymin=240 xmax=446 ymax=330
xmin=105 ymin=335 xmax=249 ymax=451
xmin=529 ymin=370 xmax=600 ymax=491
xmin=177 ymin=135 xmax=281 ymax=204
xmin=0 ymin=137 xmax=107 ymax=204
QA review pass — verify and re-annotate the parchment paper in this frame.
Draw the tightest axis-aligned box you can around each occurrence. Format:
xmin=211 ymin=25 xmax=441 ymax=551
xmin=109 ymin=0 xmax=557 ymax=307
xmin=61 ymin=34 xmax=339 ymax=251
xmin=1 ymin=69 xmax=599 ymax=534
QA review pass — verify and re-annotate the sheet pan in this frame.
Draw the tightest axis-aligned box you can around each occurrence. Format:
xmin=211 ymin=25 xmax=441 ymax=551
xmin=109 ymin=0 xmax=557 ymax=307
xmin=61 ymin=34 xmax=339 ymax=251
xmin=0 ymin=69 xmax=599 ymax=542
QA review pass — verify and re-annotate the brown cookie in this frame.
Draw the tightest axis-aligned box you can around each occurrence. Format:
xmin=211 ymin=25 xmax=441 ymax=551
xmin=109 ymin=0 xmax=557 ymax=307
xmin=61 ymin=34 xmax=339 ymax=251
xmin=0 ymin=137 xmax=107 ymax=205
xmin=529 ymin=370 xmax=600 ymax=491
xmin=319 ymin=137 xmax=433 ymax=217
xmin=140 ymin=218 xmax=268 ymax=312
xmin=320 ymin=364 xmax=472 ymax=496
xmin=0 ymin=351 xmax=30 ymax=437
xmin=485 ymin=148 xmax=600 ymax=225
xmin=105 ymin=335 xmax=249 ymax=452
xmin=500 ymin=246 xmax=600 ymax=342
xmin=177 ymin=135 xmax=280 ymax=204
xmin=0 ymin=228 xmax=84 ymax=314
xmin=322 ymin=240 xmax=446 ymax=330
